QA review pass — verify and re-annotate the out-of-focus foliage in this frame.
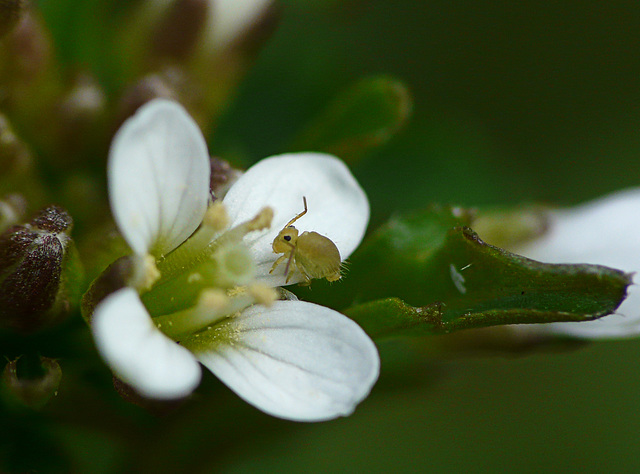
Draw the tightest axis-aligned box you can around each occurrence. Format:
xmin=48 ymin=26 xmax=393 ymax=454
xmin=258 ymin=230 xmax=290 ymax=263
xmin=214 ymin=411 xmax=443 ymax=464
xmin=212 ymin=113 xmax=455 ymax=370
xmin=292 ymin=75 xmax=412 ymax=165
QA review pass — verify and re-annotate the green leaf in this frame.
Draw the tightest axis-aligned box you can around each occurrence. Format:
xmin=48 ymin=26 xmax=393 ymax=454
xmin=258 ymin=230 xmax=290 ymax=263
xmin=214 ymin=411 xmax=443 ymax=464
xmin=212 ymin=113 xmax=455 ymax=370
xmin=321 ymin=206 xmax=630 ymax=338
xmin=291 ymin=75 xmax=412 ymax=164
xmin=344 ymin=298 xmax=443 ymax=339
xmin=345 ymin=293 xmax=629 ymax=340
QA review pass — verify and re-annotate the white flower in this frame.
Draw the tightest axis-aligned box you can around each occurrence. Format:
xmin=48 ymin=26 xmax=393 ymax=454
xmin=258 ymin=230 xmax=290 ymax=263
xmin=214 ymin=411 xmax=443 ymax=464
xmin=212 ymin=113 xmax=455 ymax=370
xmin=512 ymin=188 xmax=640 ymax=339
xmin=92 ymin=99 xmax=379 ymax=421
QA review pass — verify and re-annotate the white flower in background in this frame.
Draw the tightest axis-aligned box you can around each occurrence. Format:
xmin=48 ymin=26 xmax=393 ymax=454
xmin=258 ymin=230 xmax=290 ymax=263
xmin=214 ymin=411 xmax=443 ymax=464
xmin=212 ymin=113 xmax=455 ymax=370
xmin=92 ymin=99 xmax=378 ymax=421
xmin=513 ymin=188 xmax=640 ymax=339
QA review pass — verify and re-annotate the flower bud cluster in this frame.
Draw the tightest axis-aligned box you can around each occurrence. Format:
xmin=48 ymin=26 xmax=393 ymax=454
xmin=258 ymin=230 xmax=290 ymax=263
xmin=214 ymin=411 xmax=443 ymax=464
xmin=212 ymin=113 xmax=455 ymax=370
xmin=116 ymin=0 xmax=279 ymax=131
xmin=0 ymin=205 xmax=80 ymax=409
xmin=0 ymin=205 xmax=81 ymax=333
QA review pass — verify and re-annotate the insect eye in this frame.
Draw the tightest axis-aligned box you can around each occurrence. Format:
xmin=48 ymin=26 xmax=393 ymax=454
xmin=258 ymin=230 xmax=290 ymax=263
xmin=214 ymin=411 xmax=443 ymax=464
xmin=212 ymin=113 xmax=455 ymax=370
xmin=284 ymin=235 xmax=291 ymax=241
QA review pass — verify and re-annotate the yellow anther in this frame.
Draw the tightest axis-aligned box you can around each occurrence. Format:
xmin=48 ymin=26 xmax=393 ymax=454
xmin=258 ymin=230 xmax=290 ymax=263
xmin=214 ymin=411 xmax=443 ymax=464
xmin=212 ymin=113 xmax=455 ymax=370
xmin=133 ymin=254 xmax=161 ymax=291
xmin=198 ymin=288 xmax=229 ymax=311
xmin=248 ymin=283 xmax=278 ymax=307
xmin=246 ymin=206 xmax=274 ymax=232
xmin=226 ymin=286 xmax=247 ymax=297
xmin=203 ymin=201 xmax=230 ymax=232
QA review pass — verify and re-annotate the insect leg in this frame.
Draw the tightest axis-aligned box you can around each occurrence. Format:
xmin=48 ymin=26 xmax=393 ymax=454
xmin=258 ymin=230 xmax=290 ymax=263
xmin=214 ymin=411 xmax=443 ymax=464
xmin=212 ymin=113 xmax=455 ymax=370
xmin=294 ymin=260 xmax=312 ymax=286
xmin=269 ymin=254 xmax=288 ymax=274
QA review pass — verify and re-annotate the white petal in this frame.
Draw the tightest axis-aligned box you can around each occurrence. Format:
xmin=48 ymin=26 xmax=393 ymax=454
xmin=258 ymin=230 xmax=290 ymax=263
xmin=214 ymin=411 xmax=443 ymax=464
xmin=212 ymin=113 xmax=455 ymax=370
xmin=189 ymin=301 xmax=379 ymax=421
xmin=223 ymin=153 xmax=370 ymax=286
xmin=513 ymin=188 xmax=640 ymax=339
xmin=515 ymin=188 xmax=640 ymax=269
xmin=108 ymin=99 xmax=210 ymax=256
xmin=92 ymin=288 xmax=202 ymax=399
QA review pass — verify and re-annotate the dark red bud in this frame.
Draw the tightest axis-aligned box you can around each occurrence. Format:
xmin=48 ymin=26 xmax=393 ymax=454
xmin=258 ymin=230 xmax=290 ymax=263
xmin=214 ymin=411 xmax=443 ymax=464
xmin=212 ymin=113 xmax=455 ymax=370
xmin=0 ymin=205 xmax=77 ymax=332
xmin=152 ymin=0 xmax=209 ymax=62
xmin=0 ymin=0 xmax=24 ymax=39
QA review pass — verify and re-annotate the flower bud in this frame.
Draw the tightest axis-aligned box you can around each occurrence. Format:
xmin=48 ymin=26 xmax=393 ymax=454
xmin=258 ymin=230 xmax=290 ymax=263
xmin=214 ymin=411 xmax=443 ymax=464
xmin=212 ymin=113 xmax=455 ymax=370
xmin=3 ymin=356 xmax=62 ymax=409
xmin=114 ymin=73 xmax=180 ymax=131
xmin=52 ymin=73 xmax=107 ymax=162
xmin=116 ymin=0 xmax=280 ymax=130
xmin=0 ymin=6 xmax=56 ymax=89
xmin=190 ymin=0 xmax=280 ymax=127
xmin=209 ymin=156 xmax=242 ymax=199
xmin=0 ymin=206 xmax=83 ymax=333
xmin=151 ymin=0 xmax=209 ymax=62
xmin=141 ymin=0 xmax=277 ymax=64
xmin=0 ymin=0 xmax=24 ymax=39
xmin=0 ymin=6 xmax=64 ymax=165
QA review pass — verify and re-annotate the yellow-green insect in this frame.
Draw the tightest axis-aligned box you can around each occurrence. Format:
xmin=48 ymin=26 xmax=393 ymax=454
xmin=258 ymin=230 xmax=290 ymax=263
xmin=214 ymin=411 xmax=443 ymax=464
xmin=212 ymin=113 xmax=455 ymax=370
xmin=269 ymin=197 xmax=342 ymax=285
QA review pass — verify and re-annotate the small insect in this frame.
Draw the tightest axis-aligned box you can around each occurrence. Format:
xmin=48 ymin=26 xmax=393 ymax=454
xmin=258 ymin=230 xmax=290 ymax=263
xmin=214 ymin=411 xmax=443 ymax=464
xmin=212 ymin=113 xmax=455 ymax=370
xmin=269 ymin=197 xmax=342 ymax=285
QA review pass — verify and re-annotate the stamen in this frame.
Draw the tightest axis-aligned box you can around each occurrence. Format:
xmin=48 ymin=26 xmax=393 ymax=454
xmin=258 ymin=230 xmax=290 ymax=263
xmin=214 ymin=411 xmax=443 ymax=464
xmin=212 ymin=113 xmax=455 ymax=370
xmin=198 ymin=288 xmax=228 ymax=310
xmin=202 ymin=201 xmax=229 ymax=232
xmin=248 ymin=283 xmax=277 ymax=307
xmin=212 ymin=243 xmax=255 ymax=287
xmin=227 ymin=286 xmax=247 ymax=297
xmin=131 ymin=254 xmax=161 ymax=291
xmin=246 ymin=207 xmax=274 ymax=231
xmin=212 ymin=206 xmax=273 ymax=248
xmin=156 ymin=205 xmax=273 ymax=283
xmin=154 ymin=286 xmax=257 ymax=339
xmin=155 ymin=202 xmax=231 ymax=279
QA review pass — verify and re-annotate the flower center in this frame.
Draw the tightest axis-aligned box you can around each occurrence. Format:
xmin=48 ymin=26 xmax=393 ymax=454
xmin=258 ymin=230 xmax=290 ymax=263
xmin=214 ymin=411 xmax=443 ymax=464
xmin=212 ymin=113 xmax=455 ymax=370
xmin=154 ymin=283 xmax=277 ymax=339
xmin=138 ymin=204 xmax=276 ymax=338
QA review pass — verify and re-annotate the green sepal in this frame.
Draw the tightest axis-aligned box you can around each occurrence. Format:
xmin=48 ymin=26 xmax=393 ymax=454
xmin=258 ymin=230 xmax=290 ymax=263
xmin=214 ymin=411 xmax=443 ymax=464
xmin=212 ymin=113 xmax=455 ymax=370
xmin=291 ymin=75 xmax=412 ymax=164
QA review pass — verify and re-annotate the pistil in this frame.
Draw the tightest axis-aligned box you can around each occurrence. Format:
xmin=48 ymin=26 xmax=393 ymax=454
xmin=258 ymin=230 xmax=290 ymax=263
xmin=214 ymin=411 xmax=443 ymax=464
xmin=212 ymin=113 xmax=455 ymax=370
xmin=154 ymin=284 xmax=276 ymax=339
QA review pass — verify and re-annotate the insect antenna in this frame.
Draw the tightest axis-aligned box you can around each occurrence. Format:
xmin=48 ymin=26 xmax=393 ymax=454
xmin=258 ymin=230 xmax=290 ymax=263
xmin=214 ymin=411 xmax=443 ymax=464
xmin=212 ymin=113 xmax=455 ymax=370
xmin=283 ymin=196 xmax=308 ymax=228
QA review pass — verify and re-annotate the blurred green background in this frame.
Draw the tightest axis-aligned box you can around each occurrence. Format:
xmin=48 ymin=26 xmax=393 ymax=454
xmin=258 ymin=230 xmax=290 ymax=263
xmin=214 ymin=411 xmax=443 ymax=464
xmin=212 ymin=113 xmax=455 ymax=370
xmin=6 ymin=0 xmax=640 ymax=472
